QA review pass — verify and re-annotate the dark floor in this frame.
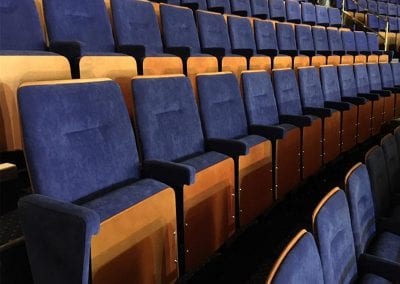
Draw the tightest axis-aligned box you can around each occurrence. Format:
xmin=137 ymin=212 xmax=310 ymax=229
xmin=0 ymin=128 xmax=390 ymax=284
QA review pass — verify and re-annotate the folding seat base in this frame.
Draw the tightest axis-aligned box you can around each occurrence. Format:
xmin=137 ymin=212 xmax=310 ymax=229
xmin=91 ymin=188 xmax=177 ymax=284
xmin=273 ymin=56 xmax=292 ymax=69
xmin=249 ymin=56 xmax=271 ymax=73
xmin=357 ymin=102 xmax=372 ymax=143
xmin=383 ymin=94 xmax=395 ymax=123
xmin=371 ymin=99 xmax=384 ymax=136
xmin=276 ymin=128 xmax=301 ymax=199
xmin=187 ymin=57 xmax=218 ymax=98
xmin=311 ymin=55 xmax=327 ymax=68
xmin=221 ymin=57 xmax=247 ymax=80
xmin=341 ymin=106 xmax=358 ymax=152
xmin=239 ymin=141 xmax=273 ymax=226
xmin=79 ymin=56 xmax=138 ymax=118
xmin=302 ymin=119 xmax=323 ymax=179
xmin=183 ymin=158 xmax=235 ymax=271
xmin=327 ymin=55 xmax=341 ymax=66
xmin=323 ymin=111 xmax=341 ymax=163
xmin=143 ymin=57 xmax=183 ymax=75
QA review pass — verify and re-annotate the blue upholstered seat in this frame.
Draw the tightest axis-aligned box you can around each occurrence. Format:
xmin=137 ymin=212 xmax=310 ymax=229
xmin=345 ymin=0 xmax=358 ymax=11
xmin=296 ymin=25 xmax=316 ymax=56
xmin=206 ymin=0 xmax=231 ymax=13
xmin=391 ymin=63 xmax=400 ymax=87
xmin=276 ymin=23 xmax=298 ymax=56
xmin=357 ymin=0 xmax=368 ymax=12
xmin=368 ymin=0 xmax=378 ymax=14
xmin=378 ymin=63 xmax=400 ymax=92
xmin=230 ymin=0 xmax=252 ymax=16
xmin=316 ymin=5 xmax=330 ymax=27
xmin=250 ymin=0 xmax=269 ymax=19
xmin=227 ymin=16 xmax=257 ymax=56
xmin=328 ymin=7 xmax=342 ymax=27
xmin=338 ymin=65 xmax=365 ymax=101
xmin=269 ymin=0 xmax=286 ymax=21
xmin=312 ymin=26 xmax=331 ymax=55
xmin=388 ymin=3 xmax=398 ymax=16
xmin=378 ymin=1 xmax=387 ymax=15
xmin=367 ymin=32 xmax=381 ymax=54
xmin=320 ymin=65 xmax=345 ymax=103
xmin=381 ymin=135 xmax=400 ymax=195
xmin=254 ymin=20 xmax=279 ymax=56
xmin=354 ymin=31 xmax=371 ymax=55
xmin=327 ymin=27 xmax=345 ymax=56
xmin=388 ymin=17 xmax=399 ymax=32
xmin=341 ymin=30 xmax=358 ymax=56
xmin=301 ymin=2 xmax=316 ymax=25
xmin=286 ymin=0 xmax=301 ymax=24
xmin=367 ymin=14 xmax=379 ymax=32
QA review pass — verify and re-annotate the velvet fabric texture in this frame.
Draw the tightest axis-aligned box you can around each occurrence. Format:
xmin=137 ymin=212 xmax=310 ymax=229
xmin=227 ymin=16 xmax=256 ymax=52
xmin=328 ymin=7 xmax=342 ymax=27
xmin=327 ymin=28 xmax=344 ymax=54
xmin=111 ymin=0 xmax=164 ymax=55
xmin=276 ymin=23 xmax=297 ymax=53
xmin=388 ymin=3 xmax=397 ymax=16
xmin=273 ymin=69 xmax=303 ymax=116
xmin=316 ymin=5 xmax=329 ymax=26
xmin=367 ymin=32 xmax=380 ymax=53
xmin=254 ymin=20 xmax=279 ymax=53
xmin=379 ymin=63 xmax=396 ymax=89
xmin=298 ymin=67 xmax=331 ymax=109
xmin=43 ymin=0 xmax=115 ymax=53
xmin=160 ymin=4 xmax=202 ymax=55
xmin=269 ymin=0 xmax=285 ymax=21
xmin=250 ymin=0 xmax=269 ymax=18
xmin=367 ymin=63 xmax=383 ymax=91
xmin=345 ymin=0 xmax=358 ymax=11
xmin=367 ymin=14 xmax=379 ymax=32
xmin=391 ymin=63 xmax=400 ymax=86
xmin=313 ymin=190 xmax=358 ymax=284
xmin=301 ymin=2 xmax=317 ymax=25
xmin=354 ymin=31 xmax=370 ymax=54
xmin=381 ymin=135 xmax=400 ymax=195
xmin=272 ymin=232 xmax=325 ymax=283
xmin=341 ymin=30 xmax=357 ymax=54
xmin=230 ymin=0 xmax=252 ymax=16
xmin=368 ymin=1 xmax=378 ymax=14
xmin=378 ymin=16 xmax=386 ymax=31
xmin=354 ymin=64 xmax=372 ymax=94
xmin=320 ymin=65 xmax=345 ymax=103
xmin=285 ymin=0 xmax=301 ymax=23
xmin=338 ymin=65 xmax=360 ymax=98
xmin=296 ymin=25 xmax=315 ymax=54
xmin=0 ymin=0 xmax=46 ymax=51
xmin=206 ymin=0 xmax=231 ymax=13
xmin=378 ymin=2 xmax=387 ymax=15
xmin=312 ymin=26 xmax=330 ymax=54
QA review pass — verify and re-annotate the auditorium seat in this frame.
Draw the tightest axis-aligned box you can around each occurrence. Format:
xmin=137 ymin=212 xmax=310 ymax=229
xmin=368 ymin=0 xmax=378 ymax=14
xmin=285 ymin=0 xmax=301 ymax=24
xmin=197 ymin=72 xmax=273 ymax=227
xmin=227 ymin=15 xmax=271 ymax=72
xmin=266 ymin=230 xmax=325 ymax=283
xmin=366 ymin=13 xmax=379 ymax=32
xmin=365 ymin=146 xmax=400 ymax=235
xmin=378 ymin=1 xmax=387 ymax=15
xmin=327 ymin=27 xmax=348 ymax=64
xmin=312 ymin=26 xmax=341 ymax=65
xmin=354 ymin=31 xmax=378 ymax=63
xmin=253 ymin=19 xmax=293 ymax=69
xmin=381 ymin=134 xmax=400 ymax=196
xmin=273 ymin=69 xmax=322 ymax=179
xmin=296 ymin=25 xmax=326 ymax=67
xmin=132 ymin=75 xmax=235 ymax=272
xmin=18 ymin=79 xmax=177 ymax=284
xmin=269 ymin=0 xmax=286 ymax=21
xmin=160 ymin=5 xmax=218 ymax=90
xmin=301 ymin=2 xmax=316 ymax=25
xmin=320 ymin=65 xmax=358 ymax=152
xmin=242 ymin=71 xmax=301 ymax=199
xmin=250 ymin=0 xmax=269 ymax=19
xmin=206 ymin=0 xmax=231 ymax=13
xmin=313 ymin=188 xmax=400 ymax=283
xmin=0 ymin=0 xmax=71 ymax=152
xmin=298 ymin=66 xmax=341 ymax=163
xmin=316 ymin=5 xmax=330 ymax=27
xmin=338 ymin=64 xmax=372 ymax=142
xmin=339 ymin=29 xmax=359 ymax=64
xmin=196 ymin=10 xmax=248 ymax=79
xmin=230 ymin=0 xmax=252 ymax=16
xmin=328 ymin=7 xmax=342 ymax=27
xmin=353 ymin=64 xmax=384 ymax=135
xmin=345 ymin=0 xmax=358 ymax=12
xmin=367 ymin=32 xmax=389 ymax=62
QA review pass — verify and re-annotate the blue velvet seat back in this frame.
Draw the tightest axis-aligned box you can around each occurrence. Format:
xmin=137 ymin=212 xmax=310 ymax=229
xmin=378 ymin=2 xmax=387 ymax=15
xmin=160 ymin=4 xmax=201 ymax=54
xmin=227 ymin=16 xmax=256 ymax=52
xmin=276 ymin=23 xmax=297 ymax=52
xmin=254 ymin=20 xmax=278 ymax=52
xmin=230 ymin=0 xmax=252 ymax=16
xmin=269 ymin=0 xmax=285 ymax=20
xmin=197 ymin=73 xmax=248 ymax=139
xmin=341 ymin=30 xmax=357 ymax=54
xmin=388 ymin=17 xmax=398 ymax=32
xmin=320 ymin=66 xmax=342 ymax=102
xmin=250 ymin=0 xmax=269 ymax=18
xmin=43 ymin=0 xmax=115 ymax=53
xmin=366 ymin=14 xmax=379 ymax=31
xmin=379 ymin=63 xmax=394 ymax=89
xmin=358 ymin=0 xmax=368 ymax=11
xmin=312 ymin=26 xmax=330 ymax=53
xmin=286 ymin=0 xmax=301 ymax=23
xmin=273 ymin=69 xmax=303 ymax=116
xmin=197 ymin=11 xmax=231 ymax=53
xmin=366 ymin=63 xmax=382 ymax=91
xmin=382 ymin=135 xmax=400 ymax=195
xmin=272 ymin=232 xmax=325 ymax=283
xmin=354 ymin=64 xmax=371 ymax=94
xmin=207 ymin=0 xmax=231 ymax=13
xmin=346 ymin=164 xmax=376 ymax=257
xmin=391 ymin=63 xmax=400 ymax=86
xmin=296 ymin=25 xmax=314 ymax=53
xmin=338 ymin=65 xmax=358 ymax=98
xmin=132 ymin=76 xmax=205 ymax=162
xmin=328 ymin=7 xmax=342 ymax=27
xmin=0 ymin=0 xmax=46 ymax=51
xmin=367 ymin=32 xmax=379 ymax=52
xmin=345 ymin=0 xmax=357 ymax=11
xmin=182 ymin=0 xmax=208 ymax=10
xmin=18 ymin=80 xmax=140 ymax=203
xmin=314 ymin=190 xmax=358 ymax=284
xmin=242 ymin=71 xmax=280 ymax=126
xmin=378 ymin=18 xmax=386 ymax=32
xmin=354 ymin=31 xmax=369 ymax=53
xmin=301 ymin=2 xmax=316 ymax=24
xmin=327 ymin=28 xmax=344 ymax=53
xmin=111 ymin=0 xmax=163 ymax=54
xmin=367 ymin=0 xmax=378 ymax=13
xmin=298 ymin=67 xmax=325 ymax=108
xmin=388 ymin=3 xmax=397 ymax=15
xmin=316 ymin=5 xmax=329 ymax=26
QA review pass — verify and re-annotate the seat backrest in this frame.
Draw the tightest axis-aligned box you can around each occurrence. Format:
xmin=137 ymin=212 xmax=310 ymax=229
xmin=367 ymin=0 xmax=378 ymax=13
xmin=230 ymin=0 xmax=252 ymax=16
xmin=353 ymin=64 xmax=371 ymax=94
xmin=273 ymin=69 xmax=303 ymax=116
xmin=316 ymin=5 xmax=329 ymax=26
xmin=388 ymin=3 xmax=397 ymax=16
xmin=111 ymin=0 xmax=163 ymax=54
xmin=366 ymin=14 xmax=379 ymax=31
xmin=197 ymin=73 xmax=248 ymax=139
xmin=345 ymin=163 xmax=376 ymax=257
xmin=276 ymin=23 xmax=297 ymax=52
xmin=338 ymin=65 xmax=358 ymax=98
xmin=301 ymin=2 xmax=316 ymax=25
xmin=378 ymin=1 xmax=387 ymax=15
xmin=327 ymin=27 xmax=344 ymax=53
xmin=132 ymin=75 xmax=205 ymax=162
xmin=227 ymin=16 xmax=256 ymax=52
xmin=18 ymin=79 xmax=140 ymax=202
xmin=366 ymin=63 xmax=382 ymax=91
xmin=341 ymin=30 xmax=356 ymax=54
xmin=266 ymin=230 xmax=324 ymax=284
xmin=269 ymin=0 xmax=285 ymax=21
xmin=379 ymin=63 xmax=395 ymax=89
xmin=197 ymin=10 xmax=232 ymax=53
xmin=312 ymin=188 xmax=358 ymax=284
xmin=328 ymin=7 xmax=341 ymax=27
xmin=298 ymin=67 xmax=325 ymax=108
xmin=285 ymin=0 xmax=301 ymax=23
xmin=381 ymin=134 xmax=400 ymax=195
xmin=354 ymin=31 xmax=369 ymax=54
xmin=161 ymin=4 xmax=201 ymax=54
xmin=182 ymin=0 xmax=208 ymax=10
xmin=391 ymin=62 xmax=400 ymax=86
xmin=320 ymin=65 xmax=342 ymax=102
xmin=0 ymin=0 xmax=46 ymax=51
xmin=206 ymin=0 xmax=231 ymax=13
xmin=43 ymin=0 xmax=115 ymax=53
xmin=388 ymin=17 xmax=398 ymax=32
xmin=312 ymin=26 xmax=330 ymax=53
xmin=365 ymin=146 xmax=391 ymax=220
xmin=254 ymin=20 xmax=278 ymax=52
xmin=296 ymin=25 xmax=314 ymax=53
xmin=366 ymin=32 xmax=379 ymax=52
xmin=242 ymin=71 xmax=280 ymax=126
xmin=358 ymin=0 xmax=368 ymax=12
xmin=250 ymin=0 xmax=269 ymax=18
xmin=345 ymin=0 xmax=357 ymax=11
xmin=378 ymin=17 xmax=386 ymax=32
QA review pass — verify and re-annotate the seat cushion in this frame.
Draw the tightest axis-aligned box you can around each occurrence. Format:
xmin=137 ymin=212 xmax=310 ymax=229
xmin=180 ymin=151 xmax=229 ymax=172
xmin=237 ymin=134 xmax=267 ymax=148
xmin=361 ymin=274 xmax=392 ymax=284
xmin=82 ymin=179 xmax=169 ymax=221
xmin=368 ymin=231 xmax=400 ymax=263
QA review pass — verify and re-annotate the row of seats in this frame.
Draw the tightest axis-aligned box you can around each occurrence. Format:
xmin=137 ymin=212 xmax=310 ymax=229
xmin=347 ymin=0 xmax=400 ymax=16
xmin=267 ymin=130 xmax=400 ymax=283
xmin=15 ymin=62 xmax=399 ymax=283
